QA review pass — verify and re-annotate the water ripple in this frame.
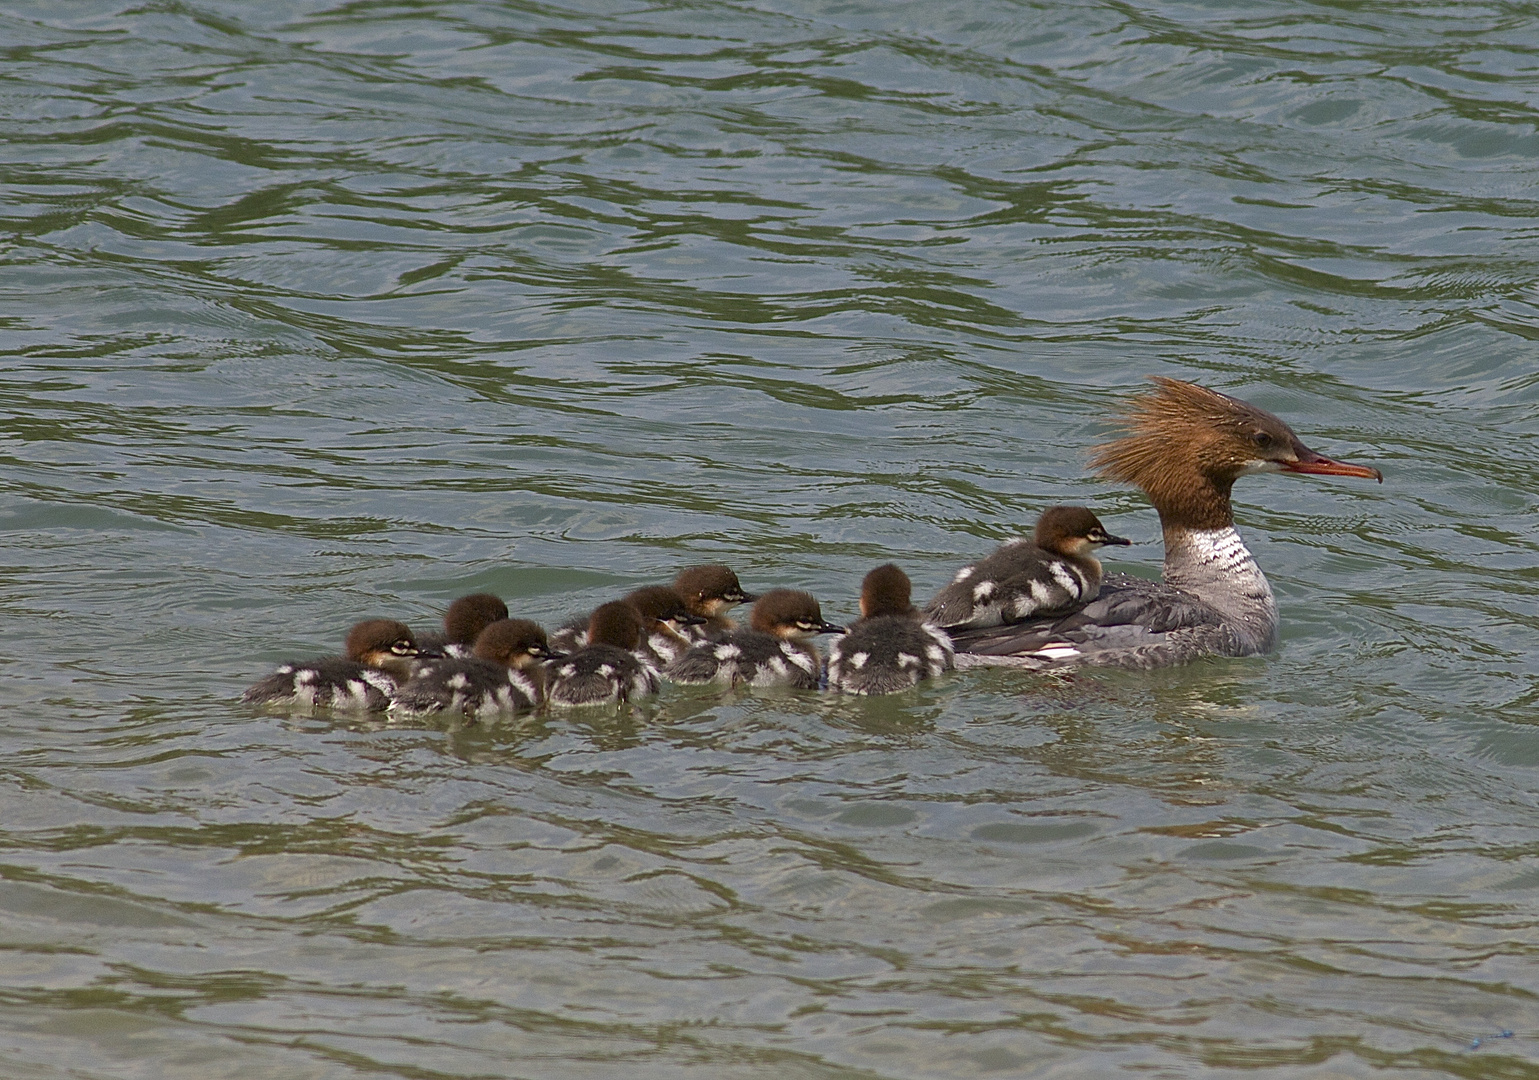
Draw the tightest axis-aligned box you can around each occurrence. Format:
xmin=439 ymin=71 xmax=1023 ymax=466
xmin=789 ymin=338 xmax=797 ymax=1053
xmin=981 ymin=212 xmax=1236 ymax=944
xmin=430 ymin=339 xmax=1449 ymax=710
xmin=3 ymin=1 xmax=1539 ymax=1076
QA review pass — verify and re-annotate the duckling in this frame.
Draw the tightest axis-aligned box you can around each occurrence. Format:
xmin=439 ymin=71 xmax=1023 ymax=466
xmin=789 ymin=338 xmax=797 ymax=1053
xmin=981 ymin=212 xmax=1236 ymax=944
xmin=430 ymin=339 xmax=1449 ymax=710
xmin=547 ymin=602 xmax=662 ymax=707
xmin=666 ymin=588 xmax=845 ymax=690
xmin=623 ymin=584 xmax=707 ymax=665
xmin=828 ymin=564 xmax=954 ymax=695
xmin=243 ymin=619 xmax=429 ymax=712
xmin=549 ymin=585 xmax=704 ymax=664
xmin=924 ymin=506 xmax=1130 ymax=631
xmin=392 ymin=618 xmax=559 ymax=720
xmin=415 ymin=593 xmax=509 ymax=658
xmin=672 ymin=564 xmax=757 ymax=641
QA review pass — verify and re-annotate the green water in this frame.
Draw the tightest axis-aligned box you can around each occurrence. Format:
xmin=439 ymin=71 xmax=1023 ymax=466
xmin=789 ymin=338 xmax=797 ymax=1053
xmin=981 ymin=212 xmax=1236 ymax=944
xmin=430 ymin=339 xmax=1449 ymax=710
xmin=3 ymin=1 xmax=1539 ymax=1076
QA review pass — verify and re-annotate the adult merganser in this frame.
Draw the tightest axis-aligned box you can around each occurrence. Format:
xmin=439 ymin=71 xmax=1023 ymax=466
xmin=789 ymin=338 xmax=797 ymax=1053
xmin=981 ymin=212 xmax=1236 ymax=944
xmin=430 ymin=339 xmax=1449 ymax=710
xmin=828 ymin=564 xmax=954 ymax=695
xmin=415 ymin=593 xmax=509 ymax=658
xmin=923 ymin=506 xmax=1130 ymax=631
xmin=666 ymin=588 xmax=845 ymax=690
xmin=672 ymin=564 xmax=758 ymax=641
xmin=392 ymin=618 xmax=559 ymax=719
xmin=547 ymin=601 xmax=662 ymax=707
xmin=242 ymin=619 xmax=431 ymax=711
xmin=949 ymin=378 xmax=1382 ymax=669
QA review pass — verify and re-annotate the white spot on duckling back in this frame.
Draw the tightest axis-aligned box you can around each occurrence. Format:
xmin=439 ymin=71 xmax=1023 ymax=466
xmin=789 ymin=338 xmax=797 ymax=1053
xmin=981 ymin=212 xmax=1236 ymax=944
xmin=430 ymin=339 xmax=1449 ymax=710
xmin=972 ymin=580 xmax=996 ymax=602
xmin=1049 ymin=564 xmax=1080 ymax=594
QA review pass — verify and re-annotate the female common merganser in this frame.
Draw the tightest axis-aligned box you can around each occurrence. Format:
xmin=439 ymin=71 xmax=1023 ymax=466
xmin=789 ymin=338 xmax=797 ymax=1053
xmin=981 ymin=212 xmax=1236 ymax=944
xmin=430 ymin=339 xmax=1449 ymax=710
xmin=923 ymin=507 xmax=1129 ymax=631
xmin=667 ymin=588 xmax=845 ymax=689
xmin=547 ymin=601 xmax=662 ymax=707
xmin=415 ymin=593 xmax=509 ymax=658
xmin=828 ymin=564 xmax=954 ymax=695
xmin=672 ymin=564 xmax=758 ymax=641
xmin=243 ymin=619 xmax=431 ymax=711
xmin=949 ymin=378 xmax=1382 ymax=670
xmin=392 ymin=618 xmax=559 ymax=719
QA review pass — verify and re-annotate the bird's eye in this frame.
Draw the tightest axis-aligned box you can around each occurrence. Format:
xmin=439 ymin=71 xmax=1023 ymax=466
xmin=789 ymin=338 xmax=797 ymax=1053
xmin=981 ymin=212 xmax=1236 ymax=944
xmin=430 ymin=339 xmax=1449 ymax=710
xmin=392 ymin=640 xmax=415 ymax=655
xmin=1251 ymin=431 xmax=1272 ymax=448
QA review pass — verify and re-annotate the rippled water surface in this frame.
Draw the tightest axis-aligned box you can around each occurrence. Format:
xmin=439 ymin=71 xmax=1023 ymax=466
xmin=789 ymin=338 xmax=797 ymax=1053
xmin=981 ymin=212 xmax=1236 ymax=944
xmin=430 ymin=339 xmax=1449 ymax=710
xmin=4 ymin=1 xmax=1539 ymax=1076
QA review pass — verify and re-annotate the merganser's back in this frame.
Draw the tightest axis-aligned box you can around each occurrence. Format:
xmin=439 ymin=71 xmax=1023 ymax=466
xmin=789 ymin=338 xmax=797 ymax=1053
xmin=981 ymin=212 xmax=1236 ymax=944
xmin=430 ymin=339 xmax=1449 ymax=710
xmin=950 ymin=378 xmax=1382 ymax=670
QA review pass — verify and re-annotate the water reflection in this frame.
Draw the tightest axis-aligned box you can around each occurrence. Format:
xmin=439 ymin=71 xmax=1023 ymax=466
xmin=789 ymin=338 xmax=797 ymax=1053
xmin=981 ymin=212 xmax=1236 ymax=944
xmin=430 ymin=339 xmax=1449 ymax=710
xmin=5 ymin=0 xmax=1539 ymax=1075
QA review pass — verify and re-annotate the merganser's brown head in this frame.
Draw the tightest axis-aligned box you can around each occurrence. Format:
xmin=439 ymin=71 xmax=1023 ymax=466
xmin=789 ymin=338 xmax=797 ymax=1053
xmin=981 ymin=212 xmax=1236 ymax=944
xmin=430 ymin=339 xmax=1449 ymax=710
xmin=748 ymin=589 xmax=847 ymax=639
xmin=344 ymin=619 xmax=423 ymax=676
xmin=443 ymin=593 xmax=509 ymax=648
xmin=859 ymin=563 xmax=918 ymax=620
xmin=472 ymin=618 xmax=561 ymax=670
xmin=588 ymin=601 xmax=646 ymax=650
xmin=1033 ymin=506 xmax=1131 ymax=558
xmin=672 ymin=564 xmax=757 ymax=618
xmin=1090 ymin=377 xmax=1382 ymax=531
xmin=623 ymin=585 xmax=707 ymax=633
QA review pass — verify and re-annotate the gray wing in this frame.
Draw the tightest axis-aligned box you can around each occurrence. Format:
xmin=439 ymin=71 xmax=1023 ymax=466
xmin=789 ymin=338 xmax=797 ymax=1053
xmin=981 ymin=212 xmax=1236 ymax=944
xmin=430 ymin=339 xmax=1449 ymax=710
xmin=949 ymin=573 xmax=1254 ymax=670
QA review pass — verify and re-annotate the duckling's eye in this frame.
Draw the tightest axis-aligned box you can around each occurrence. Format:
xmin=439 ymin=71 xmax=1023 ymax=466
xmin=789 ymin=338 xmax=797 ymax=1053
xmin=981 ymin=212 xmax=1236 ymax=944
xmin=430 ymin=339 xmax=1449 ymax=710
xmin=391 ymin=640 xmax=415 ymax=655
xmin=1250 ymin=431 xmax=1272 ymax=448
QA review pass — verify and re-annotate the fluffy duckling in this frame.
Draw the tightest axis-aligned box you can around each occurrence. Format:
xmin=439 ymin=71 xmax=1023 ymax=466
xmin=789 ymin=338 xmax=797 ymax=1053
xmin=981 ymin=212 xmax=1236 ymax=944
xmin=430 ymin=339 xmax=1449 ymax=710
xmin=623 ymin=585 xmax=707 ymax=666
xmin=666 ymin=588 xmax=845 ymax=690
xmin=924 ymin=506 xmax=1129 ymax=631
xmin=547 ymin=602 xmax=662 ymax=707
xmin=415 ymin=593 xmax=510 ymax=659
xmin=828 ymin=564 xmax=954 ymax=695
xmin=672 ymin=564 xmax=757 ymax=641
xmin=549 ymin=585 xmax=703 ymax=664
xmin=392 ymin=618 xmax=559 ymax=720
xmin=243 ymin=619 xmax=429 ymax=712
